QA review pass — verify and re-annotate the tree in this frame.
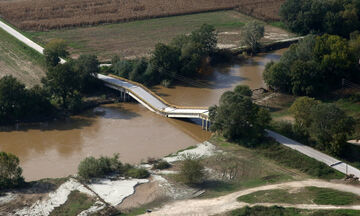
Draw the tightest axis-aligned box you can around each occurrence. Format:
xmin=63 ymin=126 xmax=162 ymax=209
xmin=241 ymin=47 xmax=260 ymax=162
xmin=263 ymin=61 xmax=291 ymax=92
xmin=190 ymin=24 xmax=217 ymax=55
xmin=0 ymin=152 xmax=24 ymax=189
xmin=280 ymin=0 xmax=360 ymax=37
xmin=0 ymin=76 xmax=27 ymax=124
xmin=289 ymin=60 xmax=322 ymax=95
xmin=178 ymin=154 xmax=205 ymax=185
xmin=309 ymin=104 xmax=355 ymax=155
xmin=240 ymin=21 xmax=265 ymax=54
xmin=209 ymin=85 xmax=271 ymax=144
xmin=42 ymin=63 xmax=80 ymax=109
xmin=73 ymin=54 xmax=100 ymax=93
xmin=314 ymin=34 xmax=355 ymax=88
xmin=149 ymin=43 xmax=181 ymax=83
xmin=289 ymin=97 xmax=320 ymax=128
xmin=43 ymin=39 xmax=69 ymax=68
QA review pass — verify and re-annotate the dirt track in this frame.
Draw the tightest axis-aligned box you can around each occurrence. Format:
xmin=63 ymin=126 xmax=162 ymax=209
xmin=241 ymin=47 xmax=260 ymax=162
xmin=142 ymin=180 xmax=360 ymax=216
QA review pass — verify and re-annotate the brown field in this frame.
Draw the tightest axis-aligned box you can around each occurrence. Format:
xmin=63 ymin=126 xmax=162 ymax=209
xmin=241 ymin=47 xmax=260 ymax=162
xmin=0 ymin=0 xmax=283 ymax=31
xmin=236 ymin=0 xmax=285 ymax=21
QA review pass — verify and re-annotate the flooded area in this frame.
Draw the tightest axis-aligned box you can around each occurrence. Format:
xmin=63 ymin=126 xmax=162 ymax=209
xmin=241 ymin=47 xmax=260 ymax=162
xmin=0 ymin=49 xmax=285 ymax=181
xmin=153 ymin=49 xmax=285 ymax=106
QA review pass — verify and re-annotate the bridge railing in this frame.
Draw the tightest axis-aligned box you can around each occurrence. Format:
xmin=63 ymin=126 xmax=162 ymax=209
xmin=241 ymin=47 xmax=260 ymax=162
xmin=107 ymin=74 xmax=208 ymax=110
xmin=102 ymin=76 xmax=209 ymax=120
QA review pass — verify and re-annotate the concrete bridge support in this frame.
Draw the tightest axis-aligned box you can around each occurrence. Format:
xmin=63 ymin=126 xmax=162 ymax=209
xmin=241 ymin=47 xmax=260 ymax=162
xmin=201 ymin=119 xmax=210 ymax=131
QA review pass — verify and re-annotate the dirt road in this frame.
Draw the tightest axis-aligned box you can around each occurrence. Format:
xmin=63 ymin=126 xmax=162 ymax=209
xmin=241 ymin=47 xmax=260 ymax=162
xmin=142 ymin=180 xmax=360 ymax=216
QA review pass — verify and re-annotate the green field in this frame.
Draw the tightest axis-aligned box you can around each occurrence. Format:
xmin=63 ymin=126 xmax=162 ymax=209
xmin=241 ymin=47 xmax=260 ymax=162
xmin=229 ymin=206 xmax=360 ymax=216
xmin=238 ymin=186 xmax=360 ymax=205
xmin=25 ymin=10 xmax=293 ymax=62
xmin=0 ymin=28 xmax=45 ymax=86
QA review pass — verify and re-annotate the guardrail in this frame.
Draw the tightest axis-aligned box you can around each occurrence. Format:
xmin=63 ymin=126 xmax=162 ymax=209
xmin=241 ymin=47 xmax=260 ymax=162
xmin=101 ymin=76 xmax=209 ymax=120
xmin=107 ymin=74 xmax=208 ymax=110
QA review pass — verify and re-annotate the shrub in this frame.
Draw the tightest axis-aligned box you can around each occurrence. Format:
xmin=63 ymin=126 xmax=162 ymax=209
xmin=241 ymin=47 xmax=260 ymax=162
xmin=77 ymin=154 xmax=123 ymax=180
xmin=153 ymin=160 xmax=171 ymax=170
xmin=126 ymin=168 xmax=150 ymax=179
xmin=178 ymin=154 xmax=205 ymax=185
xmin=0 ymin=152 xmax=24 ymax=189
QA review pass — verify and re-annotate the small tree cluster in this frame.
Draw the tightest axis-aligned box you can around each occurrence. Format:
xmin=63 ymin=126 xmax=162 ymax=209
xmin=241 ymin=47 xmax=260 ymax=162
xmin=77 ymin=154 xmax=149 ymax=180
xmin=0 ymin=152 xmax=24 ymax=190
xmin=110 ymin=24 xmax=217 ymax=87
xmin=280 ymin=0 xmax=360 ymax=38
xmin=209 ymin=85 xmax=271 ymax=146
xmin=42 ymin=40 xmax=101 ymax=111
xmin=289 ymin=97 xmax=355 ymax=155
xmin=0 ymin=76 xmax=53 ymax=124
xmin=263 ymin=34 xmax=359 ymax=96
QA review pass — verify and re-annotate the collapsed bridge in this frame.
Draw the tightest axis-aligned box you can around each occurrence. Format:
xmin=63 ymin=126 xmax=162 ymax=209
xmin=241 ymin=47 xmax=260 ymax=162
xmin=97 ymin=74 xmax=210 ymax=129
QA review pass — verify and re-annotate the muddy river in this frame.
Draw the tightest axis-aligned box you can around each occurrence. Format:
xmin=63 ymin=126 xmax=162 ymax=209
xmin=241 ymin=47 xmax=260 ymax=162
xmin=0 ymin=49 xmax=285 ymax=181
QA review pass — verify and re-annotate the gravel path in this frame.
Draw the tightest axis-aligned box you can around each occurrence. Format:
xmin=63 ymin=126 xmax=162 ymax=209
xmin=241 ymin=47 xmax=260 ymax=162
xmin=142 ymin=179 xmax=360 ymax=216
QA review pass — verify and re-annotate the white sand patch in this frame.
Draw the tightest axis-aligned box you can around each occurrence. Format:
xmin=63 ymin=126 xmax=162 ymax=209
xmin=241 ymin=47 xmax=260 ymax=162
xmin=77 ymin=201 xmax=106 ymax=216
xmin=154 ymin=170 xmax=179 ymax=175
xmin=15 ymin=178 xmax=94 ymax=216
xmin=0 ymin=192 xmax=17 ymax=205
xmin=87 ymin=178 xmax=149 ymax=206
xmin=218 ymin=32 xmax=240 ymax=35
xmin=217 ymin=44 xmax=237 ymax=49
xmin=264 ymin=32 xmax=289 ymax=40
xmin=164 ymin=141 xmax=220 ymax=163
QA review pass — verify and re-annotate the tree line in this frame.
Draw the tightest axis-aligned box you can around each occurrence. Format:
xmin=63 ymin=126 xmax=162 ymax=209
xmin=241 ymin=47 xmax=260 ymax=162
xmin=263 ymin=33 xmax=360 ymax=96
xmin=109 ymin=24 xmax=218 ymax=87
xmin=280 ymin=0 xmax=360 ymax=38
xmin=0 ymin=39 xmax=101 ymax=124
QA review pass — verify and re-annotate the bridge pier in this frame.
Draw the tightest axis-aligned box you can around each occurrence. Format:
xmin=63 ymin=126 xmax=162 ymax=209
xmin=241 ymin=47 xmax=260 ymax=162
xmin=201 ymin=119 xmax=210 ymax=131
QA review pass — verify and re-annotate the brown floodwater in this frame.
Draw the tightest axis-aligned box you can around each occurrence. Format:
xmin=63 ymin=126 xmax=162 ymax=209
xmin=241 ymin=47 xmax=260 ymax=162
xmin=0 ymin=49 xmax=285 ymax=181
xmin=153 ymin=49 xmax=285 ymax=106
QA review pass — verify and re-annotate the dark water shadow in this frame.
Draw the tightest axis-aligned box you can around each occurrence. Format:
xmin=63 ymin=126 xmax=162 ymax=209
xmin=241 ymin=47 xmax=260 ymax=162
xmin=85 ymin=104 xmax=140 ymax=120
xmin=0 ymin=117 xmax=94 ymax=133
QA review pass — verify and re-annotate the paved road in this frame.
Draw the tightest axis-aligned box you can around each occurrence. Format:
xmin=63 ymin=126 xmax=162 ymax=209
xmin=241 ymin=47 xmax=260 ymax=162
xmin=267 ymin=129 xmax=360 ymax=178
xmin=0 ymin=20 xmax=66 ymax=63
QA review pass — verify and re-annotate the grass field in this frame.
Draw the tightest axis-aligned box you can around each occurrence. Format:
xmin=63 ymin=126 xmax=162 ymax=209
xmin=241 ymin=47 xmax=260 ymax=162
xmin=238 ymin=186 xmax=360 ymax=205
xmin=229 ymin=206 xmax=360 ymax=216
xmin=0 ymin=27 xmax=45 ymax=86
xmin=25 ymin=10 xmax=293 ymax=62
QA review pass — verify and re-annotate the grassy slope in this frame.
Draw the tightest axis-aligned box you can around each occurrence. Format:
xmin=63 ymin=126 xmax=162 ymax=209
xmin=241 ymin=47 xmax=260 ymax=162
xmin=194 ymin=135 xmax=342 ymax=199
xmin=25 ymin=10 xmax=292 ymax=61
xmin=238 ymin=186 xmax=360 ymax=205
xmin=50 ymin=190 xmax=95 ymax=216
xmin=0 ymin=27 xmax=45 ymax=86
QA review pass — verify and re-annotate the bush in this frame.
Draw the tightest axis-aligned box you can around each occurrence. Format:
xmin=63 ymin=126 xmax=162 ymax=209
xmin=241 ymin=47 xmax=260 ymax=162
xmin=0 ymin=152 xmax=24 ymax=189
xmin=77 ymin=154 xmax=123 ymax=180
xmin=178 ymin=154 xmax=205 ymax=186
xmin=153 ymin=160 xmax=171 ymax=170
xmin=126 ymin=168 xmax=150 ymax=179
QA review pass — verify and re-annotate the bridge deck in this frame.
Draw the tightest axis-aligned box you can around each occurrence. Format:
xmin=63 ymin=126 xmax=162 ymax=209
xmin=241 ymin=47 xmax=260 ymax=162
xmin=97 ymin=74 xmax=209 ymax=119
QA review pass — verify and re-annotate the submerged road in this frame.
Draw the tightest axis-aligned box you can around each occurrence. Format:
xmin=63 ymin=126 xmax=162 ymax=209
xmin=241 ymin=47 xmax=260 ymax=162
xmin=0 ymin=19 xmax=359 ymax=178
